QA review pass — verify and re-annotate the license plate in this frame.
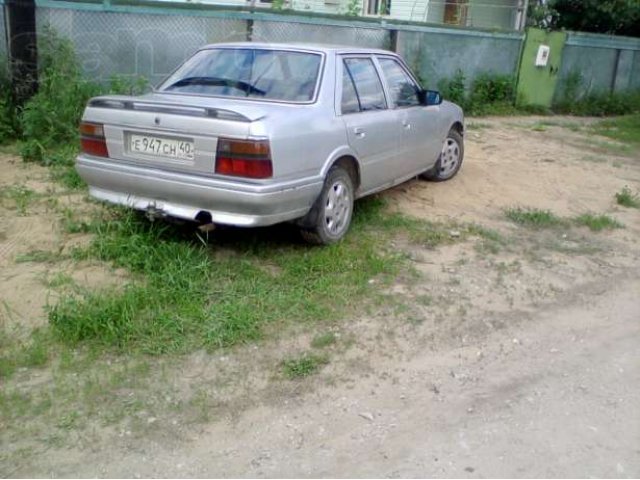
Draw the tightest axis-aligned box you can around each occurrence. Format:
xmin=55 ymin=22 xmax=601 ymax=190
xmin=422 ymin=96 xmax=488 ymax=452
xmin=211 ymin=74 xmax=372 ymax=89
xmin=129 ymin=134 xmax=195 ymax=161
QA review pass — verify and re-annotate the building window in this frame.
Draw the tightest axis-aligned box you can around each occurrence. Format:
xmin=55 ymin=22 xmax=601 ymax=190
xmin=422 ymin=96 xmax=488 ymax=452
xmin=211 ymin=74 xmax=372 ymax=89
xmin=366 ymin=0 xmax=391 ymax=15
xmin=444 ymin=0 xmax=469 ymax=25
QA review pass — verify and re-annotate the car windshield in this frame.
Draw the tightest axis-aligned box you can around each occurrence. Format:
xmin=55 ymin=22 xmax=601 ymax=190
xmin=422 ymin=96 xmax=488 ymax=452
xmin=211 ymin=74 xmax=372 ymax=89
xmin=158 ymin=48 xmax=322 ymax=103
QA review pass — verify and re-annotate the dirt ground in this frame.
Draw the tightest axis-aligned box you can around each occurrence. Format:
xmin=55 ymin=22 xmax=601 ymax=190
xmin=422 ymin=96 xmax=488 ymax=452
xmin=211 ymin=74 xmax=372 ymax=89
xmin=1 ymin=117 xmax=639 ymax=477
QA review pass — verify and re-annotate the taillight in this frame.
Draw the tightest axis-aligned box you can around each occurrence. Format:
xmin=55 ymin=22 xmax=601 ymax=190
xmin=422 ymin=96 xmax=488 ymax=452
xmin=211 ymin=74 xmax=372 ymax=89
xmin=80 ymin=121 xmax=108 ymax=158
xmin=215 ymin=138 xmax=272 ymax=179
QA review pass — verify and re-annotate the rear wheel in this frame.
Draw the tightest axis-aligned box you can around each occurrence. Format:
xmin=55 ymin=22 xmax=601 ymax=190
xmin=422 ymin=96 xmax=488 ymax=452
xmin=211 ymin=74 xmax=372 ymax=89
xmin=421 ymin=128 xmax=464 ymax=182
xmin=300 ymin=166 xmax=354 ymax=245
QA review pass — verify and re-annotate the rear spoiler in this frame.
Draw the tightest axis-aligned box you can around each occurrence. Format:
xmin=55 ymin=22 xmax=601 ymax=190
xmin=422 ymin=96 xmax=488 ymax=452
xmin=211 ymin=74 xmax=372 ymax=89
xmin=88 ymin=96 xmax=255 ymax=122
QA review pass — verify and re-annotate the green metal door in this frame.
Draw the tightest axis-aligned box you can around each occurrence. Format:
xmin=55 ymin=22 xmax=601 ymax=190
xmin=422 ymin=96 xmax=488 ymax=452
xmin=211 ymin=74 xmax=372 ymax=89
xmin=516 ymin=28 xmax=567 ymax=108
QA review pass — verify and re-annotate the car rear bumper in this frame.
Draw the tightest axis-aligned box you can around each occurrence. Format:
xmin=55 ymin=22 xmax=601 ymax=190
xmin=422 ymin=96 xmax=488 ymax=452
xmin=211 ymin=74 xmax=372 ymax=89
xmin=76 ymin=155 xmax=323 ymax=227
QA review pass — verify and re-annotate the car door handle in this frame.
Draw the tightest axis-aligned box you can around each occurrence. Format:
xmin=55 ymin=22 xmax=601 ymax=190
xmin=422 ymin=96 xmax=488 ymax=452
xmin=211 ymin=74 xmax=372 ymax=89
xmin=353 ymin=127 xmax=366 ymax=138
xmin=402 ymin=121 xmax=411 ymax=130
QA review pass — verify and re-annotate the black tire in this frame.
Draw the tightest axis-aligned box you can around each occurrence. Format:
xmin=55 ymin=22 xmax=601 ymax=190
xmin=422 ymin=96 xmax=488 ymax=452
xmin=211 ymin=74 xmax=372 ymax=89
xmin=300 ymin=166 xmax=354 ymax=245
xmin=421 ymin=128 xmax=464 ymax=182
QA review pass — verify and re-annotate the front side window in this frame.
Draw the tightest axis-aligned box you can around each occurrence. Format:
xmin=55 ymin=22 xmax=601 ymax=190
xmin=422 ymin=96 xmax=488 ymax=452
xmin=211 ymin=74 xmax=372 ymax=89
xmin=158 ymin=48 xmax=322 ymax=103
xmin=378 ymin=58 xmax=420 ymax=108
xmin=343 ymin=58 xmax=387 ymax=112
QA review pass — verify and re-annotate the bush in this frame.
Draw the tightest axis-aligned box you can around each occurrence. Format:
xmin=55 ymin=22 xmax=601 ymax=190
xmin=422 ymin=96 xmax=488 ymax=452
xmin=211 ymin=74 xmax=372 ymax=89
xmin=0 ymin=63 xmax=20 ymax=144
xmin=438 ymin=70 xmax=466 ymax=108
xmin=19 ymin=28 xmax=102 ymax=163
xmin=19 ymin=26 xmax=148 ymax=165
xmin=438 ymin=70 xmax=517 ymax=116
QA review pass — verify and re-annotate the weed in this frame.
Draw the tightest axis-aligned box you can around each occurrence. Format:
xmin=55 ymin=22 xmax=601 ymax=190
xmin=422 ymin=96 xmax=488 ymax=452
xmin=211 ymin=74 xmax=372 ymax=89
xmin=552 ymin=69 xmax=639 ymax=117
xmin=281 ymin=353 xmax=329 ymax=379
xmin=0 ymin=184 xmax=38 ymax=215
xmin=591 ymin=114 xmax=640 ymax=146
xmin=0 ymin=61 xmax=20 ymax=144
xmin=0 ymin=329 xmax=50 ymax=379
xmin=45 ymin=272 xmax=75 ymax=289
xmin=15 ymin=249 xmax=63 ymax=263
xmin=615 ymin=186 xmax=640 ymax=209
xmin=415 ymin=294 xmax=432 ymax=306
xmin=466 ymin=121 xmax=490 ymax=130
xmin=438 ymin=71 xmax=518 ymax=116
xmin=438 ymin=70 xmax=466 ymax=108
xmin=573 ymin=213 xmax=623 ymax=232
xmin=505 ymin=207 xmax=565 ymax=228
xmin=311 ymin=332 xmax=337 ymax=349
xmin=17 ymin=27 xmax=148 ymax=166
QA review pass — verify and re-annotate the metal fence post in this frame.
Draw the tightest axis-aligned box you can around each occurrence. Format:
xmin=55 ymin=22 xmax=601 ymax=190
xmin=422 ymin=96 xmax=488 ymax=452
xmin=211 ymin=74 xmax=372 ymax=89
xmin=6 ymin=0 xmax=37 ymax=105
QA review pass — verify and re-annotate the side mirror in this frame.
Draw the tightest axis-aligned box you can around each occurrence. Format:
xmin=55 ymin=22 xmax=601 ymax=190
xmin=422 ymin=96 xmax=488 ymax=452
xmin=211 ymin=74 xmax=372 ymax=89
xmin=419 ymin=89 xmax=443 ymax=106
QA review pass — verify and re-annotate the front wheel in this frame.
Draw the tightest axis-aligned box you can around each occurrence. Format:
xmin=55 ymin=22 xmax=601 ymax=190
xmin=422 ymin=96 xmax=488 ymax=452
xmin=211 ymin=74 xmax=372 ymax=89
xmin=300 ymin=166 xmax=354 ymax=245
xmin=421 ymin=128 xmax=464 ymax=182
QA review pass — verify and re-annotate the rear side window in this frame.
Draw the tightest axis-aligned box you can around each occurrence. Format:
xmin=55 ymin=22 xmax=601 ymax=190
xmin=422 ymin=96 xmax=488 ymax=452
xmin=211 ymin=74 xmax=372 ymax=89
xmin=343 ymin=58 xmax=387 ymax=112
xmin=341 ymin=67 xmax=360 ymax=114
xmin=378 ymin=58 xmax=420 ymax=107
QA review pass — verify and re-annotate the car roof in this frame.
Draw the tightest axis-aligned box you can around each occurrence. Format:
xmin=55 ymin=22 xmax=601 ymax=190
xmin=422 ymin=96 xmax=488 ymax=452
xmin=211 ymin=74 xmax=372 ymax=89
xmin=199 ymin=42 xmax=396 ymax=56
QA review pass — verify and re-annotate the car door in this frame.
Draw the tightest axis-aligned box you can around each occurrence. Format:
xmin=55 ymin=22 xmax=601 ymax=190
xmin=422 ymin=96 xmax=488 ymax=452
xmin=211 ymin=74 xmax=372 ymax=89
xmin=338 ymin=56 xmax=405 ymax=195
xmin=376 ymin=56 xmax=442 ymax=173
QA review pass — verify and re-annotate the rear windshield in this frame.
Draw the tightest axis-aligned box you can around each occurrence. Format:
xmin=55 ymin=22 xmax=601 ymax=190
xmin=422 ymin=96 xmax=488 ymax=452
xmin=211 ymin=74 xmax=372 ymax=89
xmin=158 ymin=48 xmax=323 ymax=103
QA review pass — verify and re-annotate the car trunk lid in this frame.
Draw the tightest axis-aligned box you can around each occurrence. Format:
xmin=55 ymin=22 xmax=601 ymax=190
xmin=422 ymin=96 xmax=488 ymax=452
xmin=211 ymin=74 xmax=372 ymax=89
xmin=81 ymin=93 xmax=270 ymax=177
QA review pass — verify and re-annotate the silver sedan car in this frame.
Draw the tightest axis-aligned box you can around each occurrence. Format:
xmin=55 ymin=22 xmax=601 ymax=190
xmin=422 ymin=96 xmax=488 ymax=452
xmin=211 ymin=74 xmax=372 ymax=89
xmin=76 ymin=43 xmax=464 ymax=244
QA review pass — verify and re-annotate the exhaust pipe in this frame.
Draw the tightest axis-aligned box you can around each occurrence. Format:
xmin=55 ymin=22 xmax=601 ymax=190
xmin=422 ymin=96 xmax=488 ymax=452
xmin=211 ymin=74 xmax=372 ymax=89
xmin=195 ymin=211 xmax=216 ymax=233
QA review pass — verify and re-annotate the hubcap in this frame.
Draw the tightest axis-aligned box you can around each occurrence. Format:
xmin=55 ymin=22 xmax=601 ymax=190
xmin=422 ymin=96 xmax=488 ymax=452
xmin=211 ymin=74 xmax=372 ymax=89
xmin=324 ymin=180 xmax=351 ymax=236
xmin=439 ymin=137 xmax=460 ymax=178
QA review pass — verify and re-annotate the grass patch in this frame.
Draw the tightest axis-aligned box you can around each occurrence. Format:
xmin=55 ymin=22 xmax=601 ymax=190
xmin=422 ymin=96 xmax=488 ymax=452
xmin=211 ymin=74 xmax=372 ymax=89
xmin=15 ymin=249 xmax=63 ymax=264
xmin=311 ymin=332 xmax=337 ymax=349
xmin=573 ymin=213 xmax=623 ymax=232
xmin=281 ymin=352 xmax=329 ymax=379
xmin=615 ymin=186 xmax=640 ymax=209
xmin=591 ymin=114 xmax=640 ymax=146
xmin=49 ymin=200 xmax=403 ymax=354
xmin=505 ymin=207 xmax=565 ymax=229
xmin=0 ymin=329 xmax=50 ymax=380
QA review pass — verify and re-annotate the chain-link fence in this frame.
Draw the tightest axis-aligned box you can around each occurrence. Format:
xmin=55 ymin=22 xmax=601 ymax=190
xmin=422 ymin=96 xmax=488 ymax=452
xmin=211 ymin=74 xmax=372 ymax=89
xmin=252 ymin=19 xmax=390 ymax=49
xmin=34 ymin=3 xmax=396 ymax=83
xmin=396 ymin=28 xmax=522 ymax=89
xmin=36 ymin=6 xmax=246 ymax=85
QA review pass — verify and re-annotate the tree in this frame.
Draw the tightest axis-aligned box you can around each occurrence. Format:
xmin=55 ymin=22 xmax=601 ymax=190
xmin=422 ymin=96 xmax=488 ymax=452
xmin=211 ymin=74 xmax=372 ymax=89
xmin=528 ymin=0 xmax=640 ymax=37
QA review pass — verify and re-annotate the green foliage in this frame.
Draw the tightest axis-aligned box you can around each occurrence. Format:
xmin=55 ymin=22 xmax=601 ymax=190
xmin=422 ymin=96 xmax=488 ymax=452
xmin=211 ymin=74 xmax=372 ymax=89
xmin=281 ymin=353 xmax=329 ymax=378
xmin=271 ymin=0 xmax=286 ymax=11
xmin=311 ymin=332 xmax=337 ymax=349
xmin=573 ymin=213 xmax=623 ymax=231
xmin=505 ymin=207 xmax=565 ymax=228
xmin=345 ymin=0 xmax=362 ymax=16
xmin=438 ymin=70 xmax=466 ymax=108
xmin=615 ymin=186 xmax=640 ymax=209
xmin=0 ymin=329 xmax=50 ymax=380
xmin=553 ymin=0 xmax=638 ymax=36
xmin=18 ymin=26 xmax=148 ymax=165
xmin=591 ymin=114 xmax=640 ymax=145
xmin=0 ymin=184 xmax=38 ymax=215
xmin=553 ymin=71 xmax=640 ymax=115
xmin=19 ymin=28 xmax=102 ymax=163
xmin=438 ymin=70 xmax=517 ymax=116
xmin=49 ymin=203 xmax=400 ymax=354
xmin=0 ymin=62 xmax=20 ymax=144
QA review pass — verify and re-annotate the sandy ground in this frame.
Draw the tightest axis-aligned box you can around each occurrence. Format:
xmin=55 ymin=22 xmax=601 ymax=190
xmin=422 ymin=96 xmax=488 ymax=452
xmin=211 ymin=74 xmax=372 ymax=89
xmin=1 ymin=117 xmax=639 ymax=477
